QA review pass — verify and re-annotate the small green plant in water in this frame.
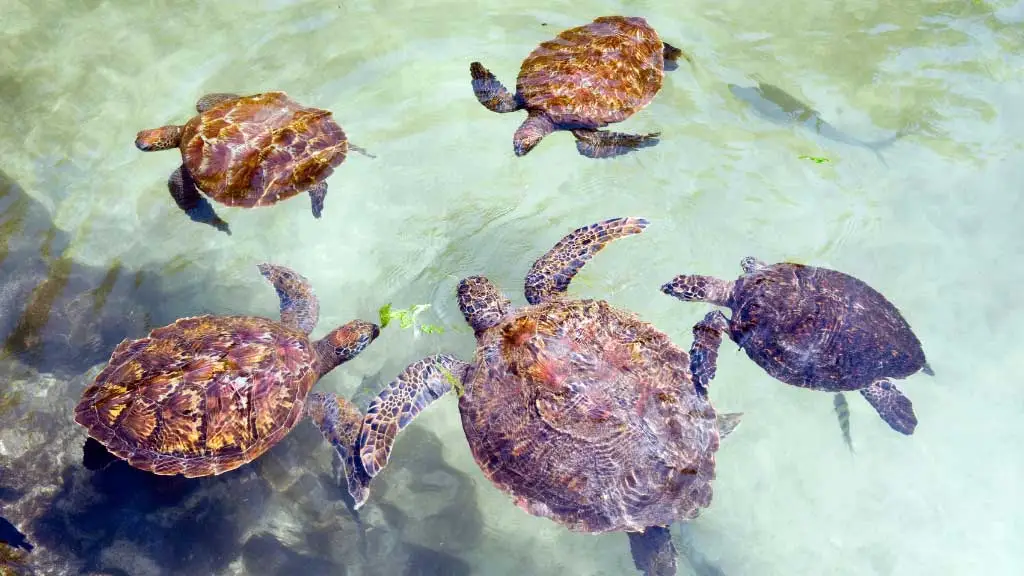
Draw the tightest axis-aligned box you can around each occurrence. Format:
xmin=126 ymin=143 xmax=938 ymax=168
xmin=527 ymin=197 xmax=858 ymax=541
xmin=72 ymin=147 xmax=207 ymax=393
xmin=378 ymin=303 xmax=445 ymax=335
xmin=798 ymin=155 xmax=831 ymax=164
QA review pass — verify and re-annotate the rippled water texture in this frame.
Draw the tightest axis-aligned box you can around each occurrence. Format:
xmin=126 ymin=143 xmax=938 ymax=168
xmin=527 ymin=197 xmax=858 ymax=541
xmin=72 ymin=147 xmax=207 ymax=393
xmin=1 ymin=0 xmax=1022 ymax=574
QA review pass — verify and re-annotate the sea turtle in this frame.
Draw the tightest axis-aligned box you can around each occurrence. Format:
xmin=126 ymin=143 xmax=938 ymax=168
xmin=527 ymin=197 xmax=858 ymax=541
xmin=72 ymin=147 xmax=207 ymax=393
xmin=134 ymin=91 xmax=372 ymax=235
xmin=347 ymin=218 xmax=742 ymax=576
xmin=73 ymin=263 xmax=382 ymax=482
xmin=661 ymin=257 xmax=933 ymax=437
xmin=469 ymin=16 xmax=688 ymax=159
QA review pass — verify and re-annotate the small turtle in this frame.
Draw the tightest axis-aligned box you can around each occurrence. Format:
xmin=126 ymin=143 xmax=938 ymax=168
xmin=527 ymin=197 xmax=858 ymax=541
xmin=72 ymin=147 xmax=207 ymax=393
xmin=661 ymin=257 xmax=933 ymax=437
xmin=134 ymin=92 xmax=372 ymax=235
xmin=470 ymin=16 xmax=687 ymax=158
xmin=347 ymin=218 xmax=742 ymax=576
xmin=74 ymin=263 xmax=382 ymax=484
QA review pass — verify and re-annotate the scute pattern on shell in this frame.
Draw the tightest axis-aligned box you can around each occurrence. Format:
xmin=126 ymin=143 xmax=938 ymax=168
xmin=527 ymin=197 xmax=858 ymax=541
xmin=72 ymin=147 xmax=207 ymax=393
xmin=459 ymin=298 xmax=720 ymax=533
xmin=517 ymin=16 xmax=665 ymax=127
xmin=74 ymin=315 xmax=317 ymax=477
xmin=731 ymin=263 xmax=929 ymax=391
xmin=180 ymin=92 xmax=348 ymax=208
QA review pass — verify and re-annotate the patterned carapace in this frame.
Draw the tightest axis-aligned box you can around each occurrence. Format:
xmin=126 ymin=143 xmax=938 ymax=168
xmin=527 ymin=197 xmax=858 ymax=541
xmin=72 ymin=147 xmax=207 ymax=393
xmin=470 ymin=16 xmax=687 ymax=158
xmin=662 ymin=257 xmax=932 ymax=436
xmin=73 ymin=264 xmax=381 ymax=482
xmin=351 ymin=218 xmax=741 ymax=576
xmin=175 ymin=92 xmax=349 ymax=208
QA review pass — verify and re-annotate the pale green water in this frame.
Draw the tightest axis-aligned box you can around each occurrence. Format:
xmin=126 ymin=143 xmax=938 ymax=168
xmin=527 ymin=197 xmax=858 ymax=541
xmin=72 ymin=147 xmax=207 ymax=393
xmin=1 ymin=0 xmax=1022 ymax=574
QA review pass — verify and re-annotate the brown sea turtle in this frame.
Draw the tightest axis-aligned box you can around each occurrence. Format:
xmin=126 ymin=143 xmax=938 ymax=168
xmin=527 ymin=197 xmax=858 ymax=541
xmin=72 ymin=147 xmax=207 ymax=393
xmin=348 ymin=218 xmax=742 ymax=576
xmin=73 ymin=263 xmax=382 ymax=486
xmin=469 ymin=16 xmax=688 ymax=158
xmin=134 ymin=92 xmax=372 ymax=235
xmin=661 ymin=257 xmax=933 ymax=437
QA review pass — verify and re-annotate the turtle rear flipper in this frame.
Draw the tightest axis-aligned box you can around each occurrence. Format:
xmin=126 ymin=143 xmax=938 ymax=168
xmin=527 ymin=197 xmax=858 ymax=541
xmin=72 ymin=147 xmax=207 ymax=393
xmin=627 ymin=526 xmax=677 ymax=576
xmin=306 ymin=392 xmax=372 ymax=507
xmin=168 ymin=165 xmax=231 ymax=235
xmin=359 ymin=354 xmax=472 ymax=480
xmin=470 ymin=62 xmax=521 ymax=113
xmin=572 ymin=129 xmax=661 ymax=159
xmin=861 ymin=379 xmax=917 ymax=435
xmin=308 ymin=181 xmax=328 ymax=219
xmin=524 ymin=216 xmax=649 ymax=305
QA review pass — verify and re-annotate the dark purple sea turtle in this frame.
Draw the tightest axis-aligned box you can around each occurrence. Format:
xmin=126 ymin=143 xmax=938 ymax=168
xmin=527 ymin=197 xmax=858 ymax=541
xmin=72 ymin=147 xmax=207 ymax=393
xmin=134 ymin=91 xmax=372 ymax=235
xmin=661 ymin=257 xmax=932 ymax=437
xmin=469 ymin=16 xmax=687 ymax=158
xmin=346 ymin=218 xmax=742 ymax=576
xmin=73 ymin=263 xmax=382 ymax=485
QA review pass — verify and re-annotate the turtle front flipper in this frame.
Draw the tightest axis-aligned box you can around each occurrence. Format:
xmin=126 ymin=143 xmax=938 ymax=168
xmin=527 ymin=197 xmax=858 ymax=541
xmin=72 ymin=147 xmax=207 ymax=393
xmin=524 ymin=217 xmax=649 ymax=305
xmin=305 ymin=391 xmax=373 ymax=507
xmin=660 ymin=275 xmax=735 ymax=307
xmin=308 ymin=181 xmax=328 ymax=218
xmin=168 ymin=165 xmax=231 ymax=235
xmin=627 ymin=526 xmax=677 ymax=576
xmin=195 ymin=92 xmax=241 ymax=113
xmin=572 ymin=129 xmax=661 ymax=159
xmin=359 ymin=354 xmax=472 ymax=479
xmin=470 ymin=62 xmax=521 ymax=113
xmin=257 ymin=263 xmax=320 ymax=335
xmin=457 ymin=276 xmax=512 ymax=334
xmin=860 ymin=379 xmax=917 ymax=435
xmin=690 ymin=311 xmax=729 ymax=396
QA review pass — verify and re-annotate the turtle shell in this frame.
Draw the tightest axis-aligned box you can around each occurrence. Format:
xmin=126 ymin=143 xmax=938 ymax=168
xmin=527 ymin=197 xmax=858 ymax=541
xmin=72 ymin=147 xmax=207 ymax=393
xmin=729 ymin=263 xmax=929 ymax=391
xmin=516 ymin=16 xmax=667 ymax=128
xmin=74 ymin=315 xmax=318 ymax=477
xmin=459 ymin=298 xmax=720 ymax=533
xmin=179 ymin=92 xmax=349 ymax=208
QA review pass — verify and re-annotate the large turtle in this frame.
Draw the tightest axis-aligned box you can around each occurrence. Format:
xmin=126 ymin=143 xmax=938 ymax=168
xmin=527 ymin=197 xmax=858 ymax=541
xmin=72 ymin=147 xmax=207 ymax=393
xmin=345 ymin=218 xmax=742 ymax=576
xmin=469 ymin=16 xmax=687 ymax=159
xmin=73 ymin=263 xmax=382 ymax=482
xmin=134 ymin=91 xmax=372 ymax=235
xmin=661 ymin=257 xmax=933 ymax=438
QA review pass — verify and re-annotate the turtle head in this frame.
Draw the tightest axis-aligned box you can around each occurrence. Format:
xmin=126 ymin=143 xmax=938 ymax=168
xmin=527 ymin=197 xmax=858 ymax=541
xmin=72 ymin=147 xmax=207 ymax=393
xmin=513 ymin=113 xmax=555 ymax=157
xmin=660 ymin=274 xmax=735 ymax=308
xmin=135 ymin=125 xmax=184 ymax=152
xmin=457 ymin=276 xmax=512 ymax=336
xmin=315 ymin=320 xmax=381 ymax=374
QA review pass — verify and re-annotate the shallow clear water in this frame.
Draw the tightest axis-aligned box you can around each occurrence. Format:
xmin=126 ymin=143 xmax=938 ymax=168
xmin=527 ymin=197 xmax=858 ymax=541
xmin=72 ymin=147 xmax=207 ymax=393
xmin=1 ymin=0 xmax=1021 ymax=574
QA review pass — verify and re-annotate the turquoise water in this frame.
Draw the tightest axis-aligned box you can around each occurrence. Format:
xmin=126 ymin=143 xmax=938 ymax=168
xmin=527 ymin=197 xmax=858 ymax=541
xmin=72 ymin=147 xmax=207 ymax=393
xmin=1 ymin=0 xmax=1022 ymax=574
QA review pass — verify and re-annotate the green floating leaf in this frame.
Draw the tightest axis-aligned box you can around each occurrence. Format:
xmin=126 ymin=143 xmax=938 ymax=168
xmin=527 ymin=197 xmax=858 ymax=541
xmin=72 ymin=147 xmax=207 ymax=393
xmin=378 ymin=303 xmax=393 ymax=329
xmin=798 ymin=155 xmax=831 ymax=164
xmin=377 ymin=302 xmax=445 ymax=335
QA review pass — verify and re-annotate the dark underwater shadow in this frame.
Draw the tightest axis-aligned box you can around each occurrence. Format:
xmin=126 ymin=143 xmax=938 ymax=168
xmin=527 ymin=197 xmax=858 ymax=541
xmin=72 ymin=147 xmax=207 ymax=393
xmin=0 ymin=168 xmax=262 ymax=382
